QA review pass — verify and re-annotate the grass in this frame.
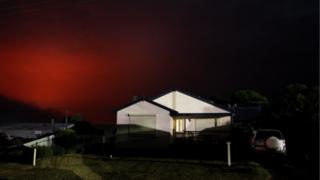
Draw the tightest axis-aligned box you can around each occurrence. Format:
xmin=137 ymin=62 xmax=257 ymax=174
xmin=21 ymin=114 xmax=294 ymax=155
xmin=0 ymin=153 xmax=271 ymax=180
xmin=38 ymin=154 xmax=101 ymax=179
xmin=37 ymin=154 xmax=271 ymax=180
xmin=0 ymin=162 xmax=80 ymax=180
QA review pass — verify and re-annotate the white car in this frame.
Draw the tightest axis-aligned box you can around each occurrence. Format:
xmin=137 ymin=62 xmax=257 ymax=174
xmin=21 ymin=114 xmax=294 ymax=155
xmin=251 ymin=129 xmax=286 ymax=155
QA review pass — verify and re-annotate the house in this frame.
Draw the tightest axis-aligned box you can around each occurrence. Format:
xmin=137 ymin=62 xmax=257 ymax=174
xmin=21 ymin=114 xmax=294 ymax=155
xmin=0 ymin=122 xmax=74 ymax=149
xmin=23 ymin=134 xmax=55 ymax=148
xmin=116 ymin=90 xmax=232 ymax=148
xmin=0 ymin=122 xmax=74 ymax=139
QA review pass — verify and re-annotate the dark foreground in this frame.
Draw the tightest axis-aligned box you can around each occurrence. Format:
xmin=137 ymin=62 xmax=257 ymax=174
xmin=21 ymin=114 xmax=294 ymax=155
xmin=0 ymin=154 xmax=271 ymax=180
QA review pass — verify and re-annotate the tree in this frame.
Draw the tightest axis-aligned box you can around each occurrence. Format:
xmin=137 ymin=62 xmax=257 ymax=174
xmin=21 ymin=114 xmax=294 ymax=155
xmin=232 ymin=89 xmax=269 ymax=105
xmin=0 ymin=132 xmax=12 ymax=148
xmin=71 ymin=114 xmax=83 ymax=123
xmin=280 ymin=83 xmax=319 ymax=168
xmin=54 ymin=129 xmax=77 ymax=151
xmin=281 ymin=83 xmax=318 ymax=117
xmin=73 ymin=120 xmax=102 ymax=135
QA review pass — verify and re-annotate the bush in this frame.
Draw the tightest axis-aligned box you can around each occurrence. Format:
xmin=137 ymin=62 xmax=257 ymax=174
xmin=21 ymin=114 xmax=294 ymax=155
xmin=37 ymin=146 xmax=53 ymax=159
xmin=73 ymin=121 xmax=103 ymax=135
xmin=54 ymin=129 xmax=77 ymax=152
xmin=52 ymin=145 xmax=66 ymax=155
xmin=1 ymin=146 xmax=33 ymax=163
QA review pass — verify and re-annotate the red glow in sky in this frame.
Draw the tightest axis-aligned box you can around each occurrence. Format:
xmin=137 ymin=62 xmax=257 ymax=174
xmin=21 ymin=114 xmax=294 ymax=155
xmin=0 ymin=1 xmax=317 ymax=123
xmin=0 ymin=36 xmax=173 ymax=122
xmin=0 ymin=1 xmax=183 ymax=123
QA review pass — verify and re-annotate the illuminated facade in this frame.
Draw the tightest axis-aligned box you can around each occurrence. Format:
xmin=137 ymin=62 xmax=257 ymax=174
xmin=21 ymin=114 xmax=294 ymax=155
xmin=116 ymin=90 xmax=232 ymax=148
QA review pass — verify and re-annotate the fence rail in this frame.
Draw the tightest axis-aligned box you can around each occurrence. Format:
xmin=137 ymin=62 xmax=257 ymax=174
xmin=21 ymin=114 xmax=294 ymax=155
xmin=175 ymin=131 xmax=230 ymax=143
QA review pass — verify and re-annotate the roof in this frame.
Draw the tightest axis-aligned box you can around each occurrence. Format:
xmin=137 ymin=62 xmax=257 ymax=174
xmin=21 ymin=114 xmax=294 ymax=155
xmin=116 ymin=98 xmax=179 ymax=115
xmin=0 ymin=123 xmax=74 ymax=139
xmin=152 ymin=89 xmax=232 ymax=113
xmin=117 ymin=90 xmax=232 ymax=117
xmin=175 ymin=113 xmax=232 ymax=118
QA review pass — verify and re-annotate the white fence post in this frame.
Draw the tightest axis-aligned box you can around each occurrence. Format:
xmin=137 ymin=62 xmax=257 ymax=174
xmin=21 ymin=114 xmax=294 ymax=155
xmin=227 ymin=141 xmax=231 ymax=167
xmin=33 ymin=148 xmax=37 ymax=167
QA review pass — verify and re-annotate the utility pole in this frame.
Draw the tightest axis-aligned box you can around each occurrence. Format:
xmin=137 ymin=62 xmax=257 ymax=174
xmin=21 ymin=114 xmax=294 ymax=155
xmin=65 ymin=110 xmax=68 ymax=130
xmin=227 ymin=142 xmax=231 ymax=167
xmin=33 ymin=148 xmax=37 ymax=166
xmin=51 ymin=118 xmax=55 ymax=132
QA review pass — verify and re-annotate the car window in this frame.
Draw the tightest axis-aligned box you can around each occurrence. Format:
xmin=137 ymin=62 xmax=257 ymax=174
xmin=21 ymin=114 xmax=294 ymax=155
xmin=255 ymin=131 xmax=282 ymax=139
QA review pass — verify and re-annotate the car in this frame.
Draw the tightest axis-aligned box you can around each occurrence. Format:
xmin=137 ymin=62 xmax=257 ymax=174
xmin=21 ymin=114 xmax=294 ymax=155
xmin=251 ymin=129 xmax=286 ymax=156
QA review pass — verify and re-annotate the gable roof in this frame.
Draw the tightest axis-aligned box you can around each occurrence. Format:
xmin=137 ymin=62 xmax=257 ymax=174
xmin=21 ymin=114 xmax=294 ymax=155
xmin=116 ymin=89 xmax=232 ymax=116
xmin=152 ymin=89 xmax=232 ymax=113
xmin=116 ymin=98 xmax=179 ymax=115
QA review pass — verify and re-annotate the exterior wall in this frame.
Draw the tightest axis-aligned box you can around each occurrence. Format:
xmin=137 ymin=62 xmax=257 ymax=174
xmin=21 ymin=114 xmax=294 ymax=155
xmin=154 ymin=91 xmax=230 ymax=114
xmin=190 ymin=118 xmax=214 ymax=131
xmin=175 ymin=116 xmax=231 ymax=132
xmin=174 ymin=116 xmax=232 ymax=142
xmin=116 ymin=101 xmax=173 ymax=148
xmin=216 ymin=116 xmax=231 ymax=126
xmin=117 ymin=101 xmax=172 ymax=134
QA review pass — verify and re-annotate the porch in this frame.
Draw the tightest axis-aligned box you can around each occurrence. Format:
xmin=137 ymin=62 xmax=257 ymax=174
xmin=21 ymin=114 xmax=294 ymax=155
xmin=172 ymin=115 xmax=231 ymax=143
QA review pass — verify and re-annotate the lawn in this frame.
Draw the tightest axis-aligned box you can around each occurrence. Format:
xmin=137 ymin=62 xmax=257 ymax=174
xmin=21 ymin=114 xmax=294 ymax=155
xmin=37 ymin=154 xmax=271 ymax=180
xmin=0 ymin=154 xmax=271 ymax=180
xmin=0 ymin=162 xmax=80 ymax=180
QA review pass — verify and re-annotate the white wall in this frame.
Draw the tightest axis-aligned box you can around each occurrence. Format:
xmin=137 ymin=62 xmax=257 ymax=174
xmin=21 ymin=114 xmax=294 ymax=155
xmin=217 ymin=116 xmax=231 ymax=126
xmin=117 ymin=101 xmax=173 ymax=134
xmin=154 ymin=91 xmax=230 ymax=114
xmin=176 ymin=116 xmax=231 ymax=132
xmin=116 ymin=100 xmax=173 ymax=148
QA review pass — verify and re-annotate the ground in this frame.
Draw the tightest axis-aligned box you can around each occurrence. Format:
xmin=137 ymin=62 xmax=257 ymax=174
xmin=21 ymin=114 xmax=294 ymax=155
xmin=0 ymin=154 xmax=271 ymax=180
xmin=0 ymin=162 xmax=80 ymax=180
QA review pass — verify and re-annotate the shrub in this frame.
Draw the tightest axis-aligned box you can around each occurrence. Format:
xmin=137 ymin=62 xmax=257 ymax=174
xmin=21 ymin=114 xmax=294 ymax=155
xmin=37 ymin=146 xmax=53 ymax=159
xmin=54 ymin=129 xmax=77 ymax=152
xmin=53 ymin=145 xmax=66 ymax=155
xmin=2 ymin=146 xmax=32 ymax=163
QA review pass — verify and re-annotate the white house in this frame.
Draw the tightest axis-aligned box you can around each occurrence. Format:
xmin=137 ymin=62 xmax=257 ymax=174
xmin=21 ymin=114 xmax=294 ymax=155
xmin=116 ymin=90 xmax=232 ymax=148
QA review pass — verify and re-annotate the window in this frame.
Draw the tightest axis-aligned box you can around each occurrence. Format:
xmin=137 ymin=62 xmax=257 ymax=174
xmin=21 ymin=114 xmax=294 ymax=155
xmin=176 ymin=119 xmax=185 ymax=132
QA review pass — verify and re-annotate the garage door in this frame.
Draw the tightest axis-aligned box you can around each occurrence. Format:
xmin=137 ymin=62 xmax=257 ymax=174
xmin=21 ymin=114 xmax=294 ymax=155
xmin=128 ymin=114 xmax=156 ymax=135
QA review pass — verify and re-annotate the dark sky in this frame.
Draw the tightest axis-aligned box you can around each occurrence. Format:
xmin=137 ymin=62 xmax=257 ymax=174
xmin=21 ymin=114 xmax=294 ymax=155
xmin=0 ymin=0 xmax=318 ymax=123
